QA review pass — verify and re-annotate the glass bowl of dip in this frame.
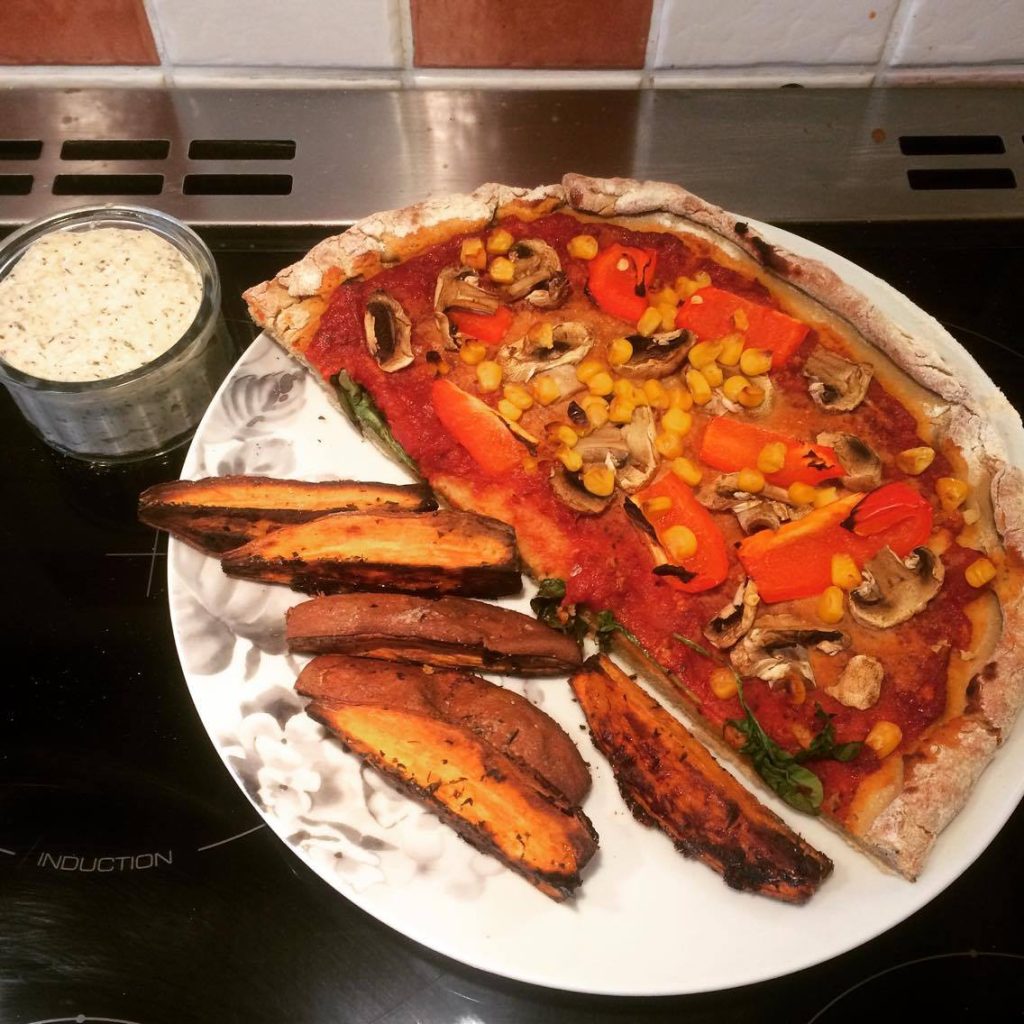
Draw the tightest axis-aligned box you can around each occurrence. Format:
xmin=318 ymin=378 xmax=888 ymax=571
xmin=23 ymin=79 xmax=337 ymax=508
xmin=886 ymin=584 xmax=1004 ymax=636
xmin=0 ymin=205 xmax=233 ymax=461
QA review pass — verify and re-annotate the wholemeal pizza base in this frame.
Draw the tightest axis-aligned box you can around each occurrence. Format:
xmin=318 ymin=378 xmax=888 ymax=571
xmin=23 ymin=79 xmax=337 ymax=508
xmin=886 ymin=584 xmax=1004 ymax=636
xmin=245 ymin=173 xmax=1024 ymax=880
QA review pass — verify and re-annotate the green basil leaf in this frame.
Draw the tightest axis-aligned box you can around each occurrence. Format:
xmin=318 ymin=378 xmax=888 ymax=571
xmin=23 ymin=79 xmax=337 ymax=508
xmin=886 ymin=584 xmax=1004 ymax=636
xmin=671 ymin=632 xmax=712 ymax=659
xmin=594 ymin=610 xmax=640 ymax=652
xmin=332 ymin=371 xmax=419 ymax=476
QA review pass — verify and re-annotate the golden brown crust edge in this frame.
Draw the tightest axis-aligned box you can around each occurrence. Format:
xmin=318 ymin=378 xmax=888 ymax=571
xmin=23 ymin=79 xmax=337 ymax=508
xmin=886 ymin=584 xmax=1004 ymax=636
xmin=244 ymin=172 xmax=1024 ymax=880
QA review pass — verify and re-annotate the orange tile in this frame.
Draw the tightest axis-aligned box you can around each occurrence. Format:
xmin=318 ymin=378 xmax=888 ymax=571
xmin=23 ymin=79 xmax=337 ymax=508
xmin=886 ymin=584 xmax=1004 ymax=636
xmin=412 ymin=0 xmax=653 ymax=69
xmin=0 ymin=0 xmax=159 ymax=66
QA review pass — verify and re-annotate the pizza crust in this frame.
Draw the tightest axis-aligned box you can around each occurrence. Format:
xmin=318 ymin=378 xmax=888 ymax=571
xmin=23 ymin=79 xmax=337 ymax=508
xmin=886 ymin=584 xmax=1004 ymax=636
xmin=244 ymin=173 xmax=1024 ymax=881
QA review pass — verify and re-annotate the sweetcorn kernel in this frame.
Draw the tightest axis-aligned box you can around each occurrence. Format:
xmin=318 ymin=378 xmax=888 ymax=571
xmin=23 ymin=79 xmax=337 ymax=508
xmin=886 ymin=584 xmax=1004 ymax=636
xmin=503 ymin=383 xmax=534 ymax=410
xmin=581 ymin=395 xmax=610 ymax=428
xmin=688 ymin=340 xmax=723 ymax=369
xmin=710 ymin=667 xmax=739 ymax=700
xmin=488 ymin=256 xmax=516 ymax=283
xmin=673 ymin=275 xmax=700 ymax=299
xmin=865 ymin=721 xmax=902 ymax=759
xmin=718 ymin=333 xmax=745 ymax=367
xmin=663 ymin=525 xmax=698 ymax=561
xmin=736 ymin=384 xmax=766 ymax=408
xmin=702 ymin=363 xmax=724 ymax=388
xmin=817 ymin=585 xmax=846 ymax=624
xmin=661 ymin=407 xmax=693 ymax=436
xmin=685 ymin=368 xmax=713 ymax=406
xmin=756 ymin=441 xmax=787 ymax=475
xmin=554 ymin=424 xmax=579 ymax=448
xmin=607 ymin=337 xmax=634 ymax=367
xmin=732 ymin=307 xmax=750 ymax=331
xmin=476 ymin=360 xmax=502 ymax=392
xmin=613 ymin=378 xmax=635 ymax=399
xmin=460 ymin=237 xmax=487 ymax=270
xmin=567 ymin=234 xmax=599 ymax=260
xmin=831 ymin=553 xmax=862 ymax=590
xmin=722 ymin=374 xmax=751 ymax=403
xmin=655 ymin=430 xmax=685 ymax=459
xmin=737 ymin=468 xmax=766 ymax=494
xmin=965 ymin=557 xmax=997 ymax=588
xmin=582 ymin=465 xmax=616 ymax=497
xmin=896 ymin=446 xmax=935 ymax=476
xmin=652 ymin=286 xmax=679 ymax=307
xmin=813 ymin=486 xmax=839 ymax=508
xmin=936 ymin=477 xmax=969 ymax=511
xmin=576 ymin=358 xmax=607 ymax=383
xmin=644 ymin=496 xmax=673 ymax=514
xmin=588 ymin=371 xmax=615 ymax=397
xmin=668 ymin=386 xmax=694 ymax=411
xmin=643 ymin=378 xmax=669 ymax=408
xmin=671 ymin=457 xmax=703 ymax=486
xmin=609 ymin=396 xmax=635 ymax=424
xmin=788 ymin=481 xmax=817 ymax=505
xmin=459 ymin=341 xmax=487 ymax=365
xmin=557 ymin=447 xmax=583 ymax=473
xmin=497 ymin=398 xmax=522 ymax=422
xmin=631 ymin=384 xmax=650 ymax=407
xmin=658 ymin=303 xmax=678 ymax=332
xmin=486 ymin=228 xmax=514 ymax=255
xmin=739 ymin=347 xmax=773 ymax=377
xmin=637 ymin=306 xmax=663 ymax=337
xmin=527 ymin=321 xmax=554 ymax=348
xmin=531 ymin=374 xmax=561 ymax=406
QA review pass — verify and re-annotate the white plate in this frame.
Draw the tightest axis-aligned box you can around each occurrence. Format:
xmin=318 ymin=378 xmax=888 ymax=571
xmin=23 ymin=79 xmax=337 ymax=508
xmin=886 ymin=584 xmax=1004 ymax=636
xmin=168 ymin=221 xmax=1024 ymax=996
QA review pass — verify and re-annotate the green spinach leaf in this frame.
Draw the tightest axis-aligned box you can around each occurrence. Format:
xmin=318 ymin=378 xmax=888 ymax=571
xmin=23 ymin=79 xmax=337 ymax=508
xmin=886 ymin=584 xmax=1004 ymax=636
xmin=332 ymin=371 xmax=419 ymax=476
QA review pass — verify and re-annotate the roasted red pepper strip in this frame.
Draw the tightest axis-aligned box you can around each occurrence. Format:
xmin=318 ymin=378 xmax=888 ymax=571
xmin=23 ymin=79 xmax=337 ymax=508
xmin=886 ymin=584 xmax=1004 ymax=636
xmin=699 ymin=417 xmax=841 ymax=488
xmin=431 ymin=378 xmax=524 ymax=477
xmin=586 ymin=243 xmax=657 ymax=324
xmin=634 ymin=473 xmax=730 ymax=593
xmin=675 ymin=287 xmax=810 ymax=368
xmin=737 ymin=482 xmax=933 ymax=602
xmin=448 ymin=306 xmax=513 ymax=345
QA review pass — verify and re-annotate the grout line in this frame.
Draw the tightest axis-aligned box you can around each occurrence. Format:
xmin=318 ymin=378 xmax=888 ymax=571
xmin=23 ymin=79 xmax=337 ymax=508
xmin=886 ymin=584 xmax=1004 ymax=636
xmin=140 ymin=0 xmax=174 ymax=87
xmin=642 ymin=0 xmax=668 ymax=89
xmin=873 ymin=0 xmax=915 ymax=87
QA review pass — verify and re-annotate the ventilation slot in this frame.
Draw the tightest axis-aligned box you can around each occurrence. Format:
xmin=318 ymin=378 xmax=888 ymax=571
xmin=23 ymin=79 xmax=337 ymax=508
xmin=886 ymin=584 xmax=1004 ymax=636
xmin=182 ymin=173 xmax=292 ymax=196
xmin=0 ymin=140 xmax=42 ymax=160
xmin=52 ymin=174 xmax=164 ymax=196
xmin=907 ymin=168 xmax=1016 ymax=191
xmin=188 ymin=139 xmax=296 ymax=160
xmin=899 ymin=135 xmax=1005 ymax=156
xmin=60 ymin=139 xmax=170 ymax=161
xmin=0 ymin=175 xmax=33 ymax=195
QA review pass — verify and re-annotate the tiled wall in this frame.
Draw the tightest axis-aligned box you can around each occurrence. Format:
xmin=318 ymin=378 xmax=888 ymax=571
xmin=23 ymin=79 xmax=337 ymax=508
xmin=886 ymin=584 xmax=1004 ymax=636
xmin=1 ymin=0 xmax=1021 ymax=87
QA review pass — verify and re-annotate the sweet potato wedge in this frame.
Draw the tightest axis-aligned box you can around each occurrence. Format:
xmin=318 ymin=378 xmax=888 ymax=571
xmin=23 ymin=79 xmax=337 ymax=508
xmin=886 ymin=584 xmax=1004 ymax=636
xmin=296 ymin=655 xmax=597 ymax=899
xmin=138 ymin=475 xmax=437 ymax=555
xmin=570 ymin=655 xmax=832 ymax=903
xmin=296 ymin=654 xmax=591 ymax=804
xmin=221 ymin=509 xmax=521 ymax=597
xmin=286 ymin=593 xmax=582 ymax=675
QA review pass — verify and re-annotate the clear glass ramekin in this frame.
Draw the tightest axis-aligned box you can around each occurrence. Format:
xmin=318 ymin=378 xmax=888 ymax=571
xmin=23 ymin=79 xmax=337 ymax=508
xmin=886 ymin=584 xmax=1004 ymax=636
xmin=0 ymin=205 xmax=233 ymax=462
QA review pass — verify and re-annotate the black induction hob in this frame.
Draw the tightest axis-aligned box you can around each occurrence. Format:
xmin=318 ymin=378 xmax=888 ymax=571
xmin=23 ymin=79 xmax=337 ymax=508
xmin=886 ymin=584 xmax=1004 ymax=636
xmin=3 ymin=221 xmax=1023 ymax=1024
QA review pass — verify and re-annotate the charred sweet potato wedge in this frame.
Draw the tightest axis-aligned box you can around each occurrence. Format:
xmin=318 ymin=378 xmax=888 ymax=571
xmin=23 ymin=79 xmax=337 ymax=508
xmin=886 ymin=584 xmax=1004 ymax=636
xmin=221 ymin=509 xmax=521 ymax=597
xmin=138 ymin=476 xmax=437 ymax=555
xmin=296 ymin=654 xmax=597 ymax=899
xmin=296 ymin=654 xmax=591 ymax=804
xmin=286 ymin=593 xmax=582 ymax=675
xmin=570 ymin=655 xmax=832 ymax=903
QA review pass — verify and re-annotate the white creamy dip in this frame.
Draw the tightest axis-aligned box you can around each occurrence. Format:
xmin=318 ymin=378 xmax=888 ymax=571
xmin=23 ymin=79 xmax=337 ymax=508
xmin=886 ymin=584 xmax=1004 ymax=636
xmin=0 ymin=226 xmax=203 ymax=382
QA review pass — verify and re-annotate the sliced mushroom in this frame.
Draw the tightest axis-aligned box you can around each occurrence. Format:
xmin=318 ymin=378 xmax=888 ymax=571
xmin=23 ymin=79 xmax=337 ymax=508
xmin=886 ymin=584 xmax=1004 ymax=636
xmin=732 ymin=497 xmax=793 ymax=534
xmin=434 ymin=267 xmax=502 ymax=347
xmin=817 ymin=432 xmax=882 ymax=491
xmin=364 ymin=292 xmax=413 ymax=372
xmin=574 ymin=425 xmax=631 ymax=466
xmin=696 ymin=473 xmax=802 ymax=533
xmin=704 ymin=579 xmax=760 ymax=649
xmin=849 ymin=546 xmax=944 ymax=629
xmin=615 ymin=330 xmax=692 ymax=379
xmin=617 ymin=407 xmax=658 ymax=493
xmin=499 ymin=321 xmax=594 ymax=383
xmin=803 ymin=345 xmax=873 ymax=411
xmin=730 ymin=619 xmax=848 ymax=686
xmin=550 ymin=464 xmax=613 ymax=515
xmin=533 ymin=363 xmax=585 ymax=400
xmin=713 ymin=374 xmax=774 ymax=416
xmin=500 ymin=239 xmax=568 ymax=307
xmin=825 ymin=654 xmax=884 ymax=710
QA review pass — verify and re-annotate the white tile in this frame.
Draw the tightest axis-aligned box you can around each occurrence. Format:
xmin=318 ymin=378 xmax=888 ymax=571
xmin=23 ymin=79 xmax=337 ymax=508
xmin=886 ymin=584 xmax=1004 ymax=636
xmin=410 ymin=69 xmax=645 ymax=90
xmin=652 ymin=66 xmax=874 ymax=88
xmin=889 ymin=0 xmax=1024 ymax=65
xmin=150 ymin=0 xmax=401 ymax=68
xmin=655 ymin=0 xmax=899 ymax=67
